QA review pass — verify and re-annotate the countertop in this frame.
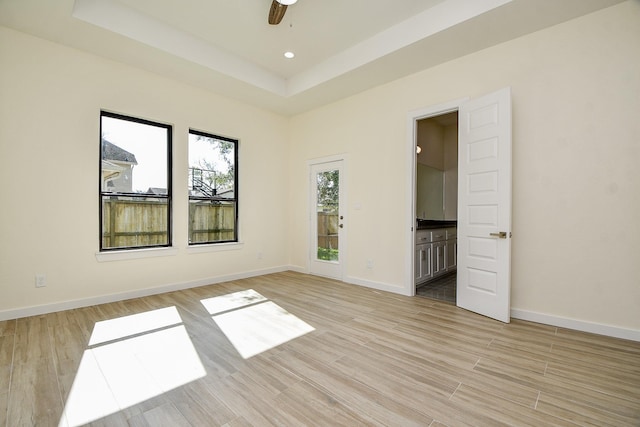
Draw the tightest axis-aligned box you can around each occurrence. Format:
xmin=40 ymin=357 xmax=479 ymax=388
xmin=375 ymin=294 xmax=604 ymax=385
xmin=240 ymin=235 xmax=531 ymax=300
xmin=416 ymin=219 xmax=457 ymax=230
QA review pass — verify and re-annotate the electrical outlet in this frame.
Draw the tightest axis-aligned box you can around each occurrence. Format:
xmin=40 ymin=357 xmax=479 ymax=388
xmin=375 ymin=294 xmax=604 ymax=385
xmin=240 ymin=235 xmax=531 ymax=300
xmin=366 ymin=259 xmax=374 ymax=269
xmin=35 ymin=274 xmax=46 ymax=288
xmin=257 ymin=251 xmax=263 ymax=260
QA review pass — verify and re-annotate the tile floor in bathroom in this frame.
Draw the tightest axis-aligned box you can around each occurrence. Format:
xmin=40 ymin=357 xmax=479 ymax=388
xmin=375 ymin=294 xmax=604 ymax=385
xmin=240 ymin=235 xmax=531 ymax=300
xmin=416 ymin=272 xmax=456 ymax=303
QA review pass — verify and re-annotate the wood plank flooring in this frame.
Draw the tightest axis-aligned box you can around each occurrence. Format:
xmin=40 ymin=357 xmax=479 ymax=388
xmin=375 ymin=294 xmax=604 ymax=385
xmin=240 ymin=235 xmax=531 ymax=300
xmin=1 ymin=271 xmax=639 ymax=426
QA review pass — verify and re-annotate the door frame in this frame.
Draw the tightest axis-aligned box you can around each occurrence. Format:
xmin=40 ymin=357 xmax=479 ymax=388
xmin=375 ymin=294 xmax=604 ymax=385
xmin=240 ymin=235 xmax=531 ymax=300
xmin=405 ymin=98 xmax=467 ymax=296
xmin=307 ymin=154 xmax=348 ymax=281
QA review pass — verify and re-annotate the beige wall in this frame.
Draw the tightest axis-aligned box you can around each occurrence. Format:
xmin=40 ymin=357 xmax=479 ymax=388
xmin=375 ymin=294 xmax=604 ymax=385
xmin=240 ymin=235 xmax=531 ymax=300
xmin=1 ymin=2 xmax=639 ymax=334
xmin=416 ymin=119 xmax=444 ymax=170
xmin=289 ymin=1 xmax=640 ymax=331
xmin=0 ymin=26 xmax=290 ymax=315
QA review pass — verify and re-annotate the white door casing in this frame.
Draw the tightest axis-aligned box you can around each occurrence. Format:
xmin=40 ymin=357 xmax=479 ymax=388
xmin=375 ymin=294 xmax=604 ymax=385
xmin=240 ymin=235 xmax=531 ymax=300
xmin=309 ymin=158 xmax=345 ymax=280
xmin=457 ymin=87 xmax=512 ymax=323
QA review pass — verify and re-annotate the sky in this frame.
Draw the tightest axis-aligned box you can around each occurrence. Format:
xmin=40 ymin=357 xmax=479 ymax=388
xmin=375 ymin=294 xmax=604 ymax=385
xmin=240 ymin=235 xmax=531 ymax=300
xmin=102 ymin=116 xmax=227 ymax=192
xmin=102 ymin=116 xmax=168 ymax=192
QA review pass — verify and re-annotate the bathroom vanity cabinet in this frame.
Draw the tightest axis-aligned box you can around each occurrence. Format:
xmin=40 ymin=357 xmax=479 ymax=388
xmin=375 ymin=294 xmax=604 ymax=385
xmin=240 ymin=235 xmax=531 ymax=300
xmin=415 ymin=227 xmax=456 ymax=285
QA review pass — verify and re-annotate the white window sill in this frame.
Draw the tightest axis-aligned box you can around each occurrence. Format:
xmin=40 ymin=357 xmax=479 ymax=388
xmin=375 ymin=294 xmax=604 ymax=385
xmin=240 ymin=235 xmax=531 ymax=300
xmin=187 ymin=242 xmax=244 ymax=254
xmin=96 ymin=247 xmax=178 ymax=262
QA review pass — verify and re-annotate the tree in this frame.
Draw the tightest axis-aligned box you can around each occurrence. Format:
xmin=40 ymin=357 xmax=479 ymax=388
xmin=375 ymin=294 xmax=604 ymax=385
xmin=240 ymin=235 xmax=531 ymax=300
xmin=316 ymin=170 xmax=339 ymax=211
xmin=194 ymin=136 xmax=235 ymax=194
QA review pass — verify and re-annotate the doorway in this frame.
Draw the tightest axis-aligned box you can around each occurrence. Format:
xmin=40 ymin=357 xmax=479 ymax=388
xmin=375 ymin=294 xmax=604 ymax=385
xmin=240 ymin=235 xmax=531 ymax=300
xmin=308 ymin=158 xmax=346 ymax=280
xmin=408 ymin=87 xmax=513 ymax=323
xmin=414 ymin=111 xmax=459 ymax=303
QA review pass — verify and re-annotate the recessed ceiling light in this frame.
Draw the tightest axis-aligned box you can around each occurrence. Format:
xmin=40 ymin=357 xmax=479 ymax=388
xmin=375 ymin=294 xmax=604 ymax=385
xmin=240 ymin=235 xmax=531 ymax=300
xmin=277 ymin=0 xmax=298 ymax=5
xmin=284 ymin=51 xmax=295 ymax=59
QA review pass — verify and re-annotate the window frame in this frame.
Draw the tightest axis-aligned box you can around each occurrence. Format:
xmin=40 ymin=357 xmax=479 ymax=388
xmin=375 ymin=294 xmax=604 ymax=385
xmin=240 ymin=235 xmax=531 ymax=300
xmin=99 ymin=111 xmax=173 ymax=252
xmin=188 ymin=129 xmax=239 ymax=246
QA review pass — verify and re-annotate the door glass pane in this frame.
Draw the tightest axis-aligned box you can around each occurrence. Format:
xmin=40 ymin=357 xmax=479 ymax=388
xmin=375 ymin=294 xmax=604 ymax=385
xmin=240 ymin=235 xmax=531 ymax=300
xmin=316 ymin=169 xmax=339 ymax=262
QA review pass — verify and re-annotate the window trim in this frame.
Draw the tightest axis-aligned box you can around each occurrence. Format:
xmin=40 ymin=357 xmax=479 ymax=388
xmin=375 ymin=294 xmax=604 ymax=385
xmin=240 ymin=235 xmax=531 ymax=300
xmin=95 ymin=246 xmax=178 ymax=262
xmin=99 ymin=111 xmax=173 ymax=252
xmin=188 ymin=129 xmax=239 ymax=246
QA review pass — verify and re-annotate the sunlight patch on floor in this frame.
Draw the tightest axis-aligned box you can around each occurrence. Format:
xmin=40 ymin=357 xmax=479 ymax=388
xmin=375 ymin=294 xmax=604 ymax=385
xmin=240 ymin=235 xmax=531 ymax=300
xmin=203 ymin=290 xmax=315 ymax=359
xmin=59 ymin=307 xmax=205 ymax=427
xmin=200 ymin=288 xmax=267 ymax=315
xmin=88 ymin=306 xmax=182 ymax=345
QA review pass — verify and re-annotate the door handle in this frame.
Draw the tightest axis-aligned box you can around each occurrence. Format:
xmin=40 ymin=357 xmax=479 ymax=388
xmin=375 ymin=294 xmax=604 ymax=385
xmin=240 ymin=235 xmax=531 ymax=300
xmin=489 ymin=231 xmax=508 ymax=239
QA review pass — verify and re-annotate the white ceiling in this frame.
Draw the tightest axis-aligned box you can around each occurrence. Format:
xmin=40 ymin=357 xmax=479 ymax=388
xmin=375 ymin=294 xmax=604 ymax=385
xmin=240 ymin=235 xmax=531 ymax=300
xmin=0 ymin=0 xmax=624 ymax=115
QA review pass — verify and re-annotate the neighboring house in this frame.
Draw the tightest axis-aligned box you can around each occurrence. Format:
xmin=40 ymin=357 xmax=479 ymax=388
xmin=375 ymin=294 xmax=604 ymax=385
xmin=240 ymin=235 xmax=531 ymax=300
xmin=101 ymin=139 xmax=137 ymax=193
xmin=216 ymin=188 xmax=234 ymax=199
xmin=146 ymin=187 xmax=167 ymax=195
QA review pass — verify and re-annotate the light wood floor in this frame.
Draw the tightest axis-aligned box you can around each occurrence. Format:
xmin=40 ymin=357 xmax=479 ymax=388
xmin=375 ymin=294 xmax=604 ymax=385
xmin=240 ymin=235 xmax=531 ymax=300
xmin=1 ymin=271 xmax=639 ymax=426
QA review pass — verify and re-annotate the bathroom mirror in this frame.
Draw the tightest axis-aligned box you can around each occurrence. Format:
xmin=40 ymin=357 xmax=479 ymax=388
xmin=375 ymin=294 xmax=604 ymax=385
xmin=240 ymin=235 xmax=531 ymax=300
xmin=416 ymin=163 xmax=444 ymax=220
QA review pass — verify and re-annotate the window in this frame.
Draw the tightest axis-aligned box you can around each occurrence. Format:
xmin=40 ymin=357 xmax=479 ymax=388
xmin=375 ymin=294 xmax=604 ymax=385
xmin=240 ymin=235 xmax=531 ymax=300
xmin=100 ymin=112 xmax=172 ymax=250
xmin=188 ymin=130 xmax=238 ymax=245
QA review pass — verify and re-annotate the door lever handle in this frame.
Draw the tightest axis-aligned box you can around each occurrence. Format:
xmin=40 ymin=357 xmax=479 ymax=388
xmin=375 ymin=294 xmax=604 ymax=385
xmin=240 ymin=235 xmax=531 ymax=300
xmin=489 ymin=231 xmax=508 ymax=239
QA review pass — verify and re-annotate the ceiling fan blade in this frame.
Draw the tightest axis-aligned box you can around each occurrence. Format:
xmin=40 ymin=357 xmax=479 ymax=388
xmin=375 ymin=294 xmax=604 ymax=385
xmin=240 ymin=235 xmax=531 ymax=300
xmin=268 ymin=0 xmax=287 ymax=25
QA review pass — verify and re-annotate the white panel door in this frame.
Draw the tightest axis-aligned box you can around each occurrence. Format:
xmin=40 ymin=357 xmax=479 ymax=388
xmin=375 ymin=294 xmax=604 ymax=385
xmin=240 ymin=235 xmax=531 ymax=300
xmin=309 ymin=160 xmax=345 ymax=280
xmin=457 ymin=87 xmax=512 ymax=323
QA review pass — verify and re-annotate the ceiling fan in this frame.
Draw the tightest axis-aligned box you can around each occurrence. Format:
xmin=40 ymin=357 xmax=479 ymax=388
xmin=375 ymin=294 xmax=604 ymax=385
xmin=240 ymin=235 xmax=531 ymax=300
xmin=268 ymin=0 xmax=297 ymax=25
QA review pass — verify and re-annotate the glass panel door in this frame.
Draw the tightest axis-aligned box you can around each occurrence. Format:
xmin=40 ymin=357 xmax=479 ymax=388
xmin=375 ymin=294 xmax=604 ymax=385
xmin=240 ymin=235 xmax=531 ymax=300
xmin=309 ymin=159 xmax=344 ymax=280
xmin=316 ymin=169 xmax=339 ymax=262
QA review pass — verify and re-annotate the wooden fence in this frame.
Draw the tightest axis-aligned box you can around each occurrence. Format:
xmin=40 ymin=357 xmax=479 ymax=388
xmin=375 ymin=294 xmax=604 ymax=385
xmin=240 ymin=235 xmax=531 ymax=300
xmin=102 ymin=198 xmax=235 ymax=248
xmin=189 ymin=201 xmax=235 ymax=244
xmin=102 ymin=198 xmax=168 ymax=249
xmin=317 ymin=211 xmax=339 ymax=250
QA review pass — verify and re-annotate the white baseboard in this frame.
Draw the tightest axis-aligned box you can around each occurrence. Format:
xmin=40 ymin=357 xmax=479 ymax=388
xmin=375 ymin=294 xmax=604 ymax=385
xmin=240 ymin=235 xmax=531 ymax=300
xmin=286 ymin=265 xmax=307 ymax=274
xmin=511 ymin=308 xmax=640 ymax=342
xmin=5 ymin=269 xmax=637 ymax=343
xmin=0 ymin=266 xmax=290 ymax=322
xmin=345 ymin=276 xmax=410 ymax=296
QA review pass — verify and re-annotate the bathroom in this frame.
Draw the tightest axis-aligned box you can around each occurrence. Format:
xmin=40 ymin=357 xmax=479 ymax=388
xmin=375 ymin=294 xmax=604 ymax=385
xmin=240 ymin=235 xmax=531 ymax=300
xmin=415 ymin=111 xmax=458 ymax=302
